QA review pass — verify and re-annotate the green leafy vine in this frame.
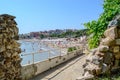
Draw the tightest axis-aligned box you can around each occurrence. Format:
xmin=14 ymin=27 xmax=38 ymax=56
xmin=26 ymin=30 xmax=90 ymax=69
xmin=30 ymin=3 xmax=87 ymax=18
xmin=84 ymin=0 xmax=120 ymax=49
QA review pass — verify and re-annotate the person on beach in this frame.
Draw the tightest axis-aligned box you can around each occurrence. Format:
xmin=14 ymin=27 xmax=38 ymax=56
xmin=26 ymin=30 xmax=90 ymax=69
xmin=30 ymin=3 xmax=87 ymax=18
xmin=24 ymin=49 xmax=26 ymax=52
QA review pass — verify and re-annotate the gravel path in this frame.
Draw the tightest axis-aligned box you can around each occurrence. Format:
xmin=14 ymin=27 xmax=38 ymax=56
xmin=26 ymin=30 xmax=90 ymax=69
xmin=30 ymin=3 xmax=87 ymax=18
xmin=30 ymin=54 xmax=87 ymax=80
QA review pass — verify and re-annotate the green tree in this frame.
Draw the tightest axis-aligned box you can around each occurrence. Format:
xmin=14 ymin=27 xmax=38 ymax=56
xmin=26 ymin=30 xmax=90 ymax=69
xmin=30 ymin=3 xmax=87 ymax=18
xmin=50 ymin=33 xmax=58 ymax=37
xmin=84 ymin=0 xmax=120 ymax=49
xmin=40 ymin=34 xmax=45 ymax=39
xmin=75 ymin=29 xmax=88 ymax=37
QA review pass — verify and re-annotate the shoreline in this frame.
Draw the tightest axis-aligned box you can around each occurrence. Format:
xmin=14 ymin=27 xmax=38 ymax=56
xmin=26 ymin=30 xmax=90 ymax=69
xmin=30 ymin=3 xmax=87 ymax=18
xmin=20 ymin=37 xmax=87 ymax=65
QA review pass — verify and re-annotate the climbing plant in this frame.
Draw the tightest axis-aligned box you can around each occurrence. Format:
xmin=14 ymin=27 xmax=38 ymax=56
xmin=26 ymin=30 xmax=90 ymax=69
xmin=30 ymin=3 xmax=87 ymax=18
xmin=84 ymin=0 xmax=120 ymax=49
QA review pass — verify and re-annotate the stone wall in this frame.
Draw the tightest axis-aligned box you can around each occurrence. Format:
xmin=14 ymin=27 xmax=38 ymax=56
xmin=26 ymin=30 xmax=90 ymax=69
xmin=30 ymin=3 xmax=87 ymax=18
xmin=0 ymin=14 xmax=21 ymax=80
xmin=77 ymin=14 xmax=120 ymax=80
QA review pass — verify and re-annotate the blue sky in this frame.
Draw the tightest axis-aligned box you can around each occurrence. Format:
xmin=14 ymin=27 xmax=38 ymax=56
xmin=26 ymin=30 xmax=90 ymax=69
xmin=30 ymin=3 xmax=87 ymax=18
xmin=0 ymin=0 xmax=103 ymax=34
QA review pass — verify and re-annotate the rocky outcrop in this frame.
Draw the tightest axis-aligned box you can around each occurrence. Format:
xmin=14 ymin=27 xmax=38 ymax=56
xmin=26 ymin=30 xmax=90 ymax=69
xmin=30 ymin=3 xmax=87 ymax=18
xmin=0 ymin=14 xmax=21 ymax=80
xmin=77 ymin=14 xmax=120 ymax=80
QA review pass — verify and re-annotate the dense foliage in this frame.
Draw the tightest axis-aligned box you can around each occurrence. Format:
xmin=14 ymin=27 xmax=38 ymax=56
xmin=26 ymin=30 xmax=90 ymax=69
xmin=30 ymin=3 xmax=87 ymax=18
xmin=19 ymin=29 xmax=88 ymax=39
xmin=97 ymin=70 xmax=120 ymax=80
xmin=84 ymin=0 xmax=120 ymax=49
xmin=50 ymin=29 xmax=88 ymax=38
xmin=68 ymin=47 xmax=77 ymax=52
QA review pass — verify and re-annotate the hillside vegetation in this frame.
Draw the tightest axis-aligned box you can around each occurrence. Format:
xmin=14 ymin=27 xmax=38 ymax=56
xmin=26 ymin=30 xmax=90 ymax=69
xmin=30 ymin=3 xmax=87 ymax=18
xmin=50 ymin=29 xmax=88 ymax=38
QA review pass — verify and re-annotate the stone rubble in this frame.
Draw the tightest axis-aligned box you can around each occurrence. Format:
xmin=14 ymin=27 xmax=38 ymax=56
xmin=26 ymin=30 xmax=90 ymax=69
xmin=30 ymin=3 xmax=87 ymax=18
xmin=77 ymin=14 xmax=120 ymax=80
xmin=0 ymin=14 xmax=21 ymax=80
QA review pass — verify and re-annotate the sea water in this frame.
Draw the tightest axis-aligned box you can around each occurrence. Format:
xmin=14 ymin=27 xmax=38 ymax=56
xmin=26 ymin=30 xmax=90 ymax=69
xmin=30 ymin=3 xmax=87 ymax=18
xmin=19 ymin=40 xmax=60 ymax=65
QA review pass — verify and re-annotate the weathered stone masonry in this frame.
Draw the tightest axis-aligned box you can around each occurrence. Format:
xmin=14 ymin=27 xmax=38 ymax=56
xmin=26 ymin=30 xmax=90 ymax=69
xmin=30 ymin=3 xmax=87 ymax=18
xmin=77 ymin=14 xmax=120 ymax=80
xmin=0 ymin=14 xmax=21 ymax=80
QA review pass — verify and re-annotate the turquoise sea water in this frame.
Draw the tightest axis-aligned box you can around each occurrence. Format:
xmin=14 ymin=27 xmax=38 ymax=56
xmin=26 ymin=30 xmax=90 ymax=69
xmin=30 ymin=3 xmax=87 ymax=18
xmin=19 ymin=41 xmax=61 ymax=65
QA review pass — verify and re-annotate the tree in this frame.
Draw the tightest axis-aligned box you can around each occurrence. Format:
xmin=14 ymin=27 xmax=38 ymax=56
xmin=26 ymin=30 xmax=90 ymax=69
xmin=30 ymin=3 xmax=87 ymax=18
xmin=84 ymin=0 xmax=120 ymax=49
xmin=40 ymin=34 xmax=45 ymax=39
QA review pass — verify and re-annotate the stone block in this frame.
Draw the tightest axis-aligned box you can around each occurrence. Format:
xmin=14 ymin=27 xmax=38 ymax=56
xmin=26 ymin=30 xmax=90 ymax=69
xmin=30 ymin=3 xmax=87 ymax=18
xmin=86 ymin=53 xmax=93 ymax=62
xmin=0 ymin=34 xmax=3 ymax=39
xmin=84 ymin=63 xmax=101 ymax=75
xmin=113 ymin=46 xmax=119 ymax=53
xmin=114 ymin=53 xmax=120 ymax=59
xmin=114 ymin=60 xmax=120 ymax=67
xmin=104 ymin=27 xmax=118 ymax=39
xmin=91 ymin=55 xmax=102 ymax=65
xmin=103 ymin=52 xmax=112 ymax=64
xmin=96 ymin=68 xmax=102 ymax=76
xmin=0 ymin=69 xmax=5 ymax=78
xmin=0 ymin=55 xmax=4 ymax=62
xmin=100 ymin=37 xmax=115 ymax=46
xmin=0 ymin=23 xmax=7 ymax=27
xmin=116 ymin=39 xmax=120 ymax=45
xmin=4 ymin=52 xmax=11 ymax=57
xmin=6 ymin=45 xmax=12 ymax=49
xmin=109 ymin=46 xmax=114 ymax=52
xmin=98 ymin=45 xmax=109 ymax=52
xmin=0 ymin=45 xmax=5 ymax=52
xmin=118 ymin=29 xmax=120 ymax=38
xmin=95 ymin=51 xmax=105 ymax=57
xmin=112 ymin=60 xmax=120 ymax=70
xmin=76 ymin=74 xmax=94 ymax=80
xmin=91 ymin=48 xmax=98 ymax=55
xmin=13 ymin=48 xmax=21 ymax=53
xmin=102 ymin=63 xmax=110 ymax=73
xmin=76 ymin=76 xmax=94 ymax=80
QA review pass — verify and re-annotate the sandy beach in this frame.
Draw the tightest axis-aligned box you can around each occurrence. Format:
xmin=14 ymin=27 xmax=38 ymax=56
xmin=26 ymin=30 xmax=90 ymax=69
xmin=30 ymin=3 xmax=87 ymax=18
xmin=20 ymin=37 xmax=86 ymax=50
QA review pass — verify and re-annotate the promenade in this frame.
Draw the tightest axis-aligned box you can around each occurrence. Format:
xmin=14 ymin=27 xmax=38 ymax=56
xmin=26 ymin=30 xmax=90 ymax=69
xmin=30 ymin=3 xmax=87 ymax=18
xmin=30 ymin=54 xmax=87 ymax=80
